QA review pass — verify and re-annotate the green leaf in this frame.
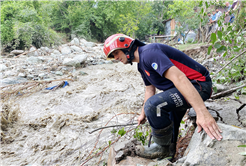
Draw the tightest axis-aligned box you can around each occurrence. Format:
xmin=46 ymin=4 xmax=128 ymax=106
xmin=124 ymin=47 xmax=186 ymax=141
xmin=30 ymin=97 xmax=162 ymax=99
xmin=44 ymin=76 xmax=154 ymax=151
xmin=118 ymin=128 xmax=126 ymax=136
xmin=214 ymin=42 xmax=221 ymax=49
xmin=181 ymin=120 xmax=185 ymax=124
xmin=205 ymin=2 xmax=208 ymax=8
xmin=223 ymin=51 xmax=227 ymax=57
xmin=238 ymin=145 xmax=246 ymax=147
xmin=238 ymin=152 xmax=246 ymax=156
xmin=199 ymin=1 xmax=203 ymax=7
xmin=111 ymin=129 xmax=117 ymax=134
xmin=208 ymin=45 xmax=213 ymax=55
xmin=216 ymin=46 xmax=227 ymax=53
xmin=108 ymin=140 xmax=111 ymax=146
xmin=217 ymin=31 xmax=222 ymax=40
xmin=213 ymin=86 xmax=218 ymax=93
xmin=229 ymin=39 xmax=232 ymax=44
xmin=233 ymin=46 xmax=241 ymax=52
xmin=211 ymin=33 xmax=217 ymax=44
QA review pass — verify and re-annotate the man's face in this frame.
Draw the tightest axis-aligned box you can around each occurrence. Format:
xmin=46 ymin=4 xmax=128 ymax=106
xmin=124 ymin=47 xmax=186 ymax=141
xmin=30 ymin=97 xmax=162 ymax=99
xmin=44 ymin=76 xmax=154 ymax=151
xmin=208 ymin=13 xmax=211 ymax=17
xmin=213 ymin=11 xmax=216 ymax=15
xmin=111 ymin=49 xmax=128 ymax=64
xmin=226 ymin=2 xmax=229 ymax=7
xmin=216 ymin=9 xmax=219 ymax=13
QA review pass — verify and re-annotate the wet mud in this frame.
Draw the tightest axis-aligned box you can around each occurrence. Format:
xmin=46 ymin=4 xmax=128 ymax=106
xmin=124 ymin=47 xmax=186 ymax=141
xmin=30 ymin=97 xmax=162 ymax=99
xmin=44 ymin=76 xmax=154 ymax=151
xmin=1 ymin=63 xmax=144 ymax=166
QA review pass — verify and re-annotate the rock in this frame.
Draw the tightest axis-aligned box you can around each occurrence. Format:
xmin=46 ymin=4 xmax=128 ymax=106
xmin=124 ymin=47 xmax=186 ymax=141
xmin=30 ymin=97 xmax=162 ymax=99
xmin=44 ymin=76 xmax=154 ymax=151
xmin=29 ymin=46 xmax=36 ymax=52
xmin=115 ymin=151 xmax=124 ymax=163
xmin=71 ymin=38 xmax=80 ymax=45
xmin=38 ymin=73 xmax=46 ymax=79
xmin=55 ymin=71 xmax=63 ymax=76
xmin=0 ymin=64 xmax=7 ymax=71
xmin=53 ymin=50 xmax=61 ymax=55
xmin=61 ymin=46 xmax=72 ymax=55
xmin=80 ymin=38 xmax=87 ymax=44
xmin=5 ymin=71 xmax=15 ymax=76
xmin=70 ymin=46 xmax=83 ymax=53
xmin=148 ymin=159 xmax=173 ymax=166
xmin=175 ymin=123 xmax=246 ymax=166
xmin=27 ymin=56 xmax=43 ymax=64
xmin=188 ymin=107 xmax=218 ymax=121
xmin=40 ymin=47 xmax=50 ymax=54
xmin=84 ymin=42 xmax=96 ymax=47
xmin=18 ymin=73 xmax=26 ymax=78
xmin=10 ymin=50 xmax=24 ymax=55
xmin=7 ymin=53 xmax=15 ymax=58
xmin=62 ymin=58 xmax=80 ymax=67
xmin=27 ymin=50 xmax=39 ymax=57
xmin=27 ymin=75 xmax=34 ymax=80
xmin=73 ymin=54 xmax=87 ymax=63
xmin=79 ymin=71 xmax=88 ymax=76
xmin=213 ymin=83 xmax=230 ymax=93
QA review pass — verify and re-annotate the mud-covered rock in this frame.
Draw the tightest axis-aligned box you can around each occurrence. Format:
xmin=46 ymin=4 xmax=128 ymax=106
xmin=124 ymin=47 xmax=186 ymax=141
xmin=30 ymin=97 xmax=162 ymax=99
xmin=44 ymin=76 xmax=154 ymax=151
xmin=175 ymin=123 xmax=246 ymax=166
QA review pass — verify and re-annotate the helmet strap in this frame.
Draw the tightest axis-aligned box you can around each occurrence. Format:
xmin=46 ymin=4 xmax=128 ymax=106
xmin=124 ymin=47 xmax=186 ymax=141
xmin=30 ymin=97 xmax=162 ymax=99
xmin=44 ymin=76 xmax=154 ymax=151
xmin=122 ymin=43 xmax=138 ymax=65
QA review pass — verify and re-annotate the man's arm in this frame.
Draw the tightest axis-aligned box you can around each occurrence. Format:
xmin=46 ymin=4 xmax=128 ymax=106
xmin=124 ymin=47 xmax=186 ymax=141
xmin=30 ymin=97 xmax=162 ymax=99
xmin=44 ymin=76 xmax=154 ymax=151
xmin=164 ymin=66 xmax=223 ymax=141
xmin=137 ymin=85 xmax=156 ymax=125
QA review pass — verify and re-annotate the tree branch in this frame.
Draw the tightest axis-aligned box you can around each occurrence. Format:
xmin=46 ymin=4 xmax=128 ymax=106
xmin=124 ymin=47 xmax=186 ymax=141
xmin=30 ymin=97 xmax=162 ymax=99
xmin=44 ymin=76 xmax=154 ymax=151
xmin=88 ymin=123 xmax=137 ymax=134
xmin=211 ymin=84 xmax=246 ymax=99
xmin=212 ymin=50 xmax=246 ymax=76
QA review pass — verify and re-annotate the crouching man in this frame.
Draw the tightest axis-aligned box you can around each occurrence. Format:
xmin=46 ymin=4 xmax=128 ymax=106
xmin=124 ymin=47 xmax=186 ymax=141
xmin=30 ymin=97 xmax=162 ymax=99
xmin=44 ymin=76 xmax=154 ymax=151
xmin=103 ymin=34 xmax=222 ymax=160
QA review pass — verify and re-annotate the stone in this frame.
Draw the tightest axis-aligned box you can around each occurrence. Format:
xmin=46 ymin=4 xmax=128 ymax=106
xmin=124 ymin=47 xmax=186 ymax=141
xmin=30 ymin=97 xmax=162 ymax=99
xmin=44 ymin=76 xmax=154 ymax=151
xmin=5 ymin=71 xmax=15 ymax=76
xmin=10 ymin=50 xmax=24 ymax=55
xmin=55 ymin=71 xmax=63 ymax=76
xmin=27 ymin=75 xmax=34 ymax=80
xmin=70 ymin=46 xmax=83 ymax=53
xmin=62 ymin=58 xmax=80 ymax=67
xmin=38 ymin=73 xmax=46 ymax=79
xmin=0 ymin=64 xmax=7 ymax=71
xmin=213 ymin=83 xmax=230 ymax=93
xmin=175 ymin=123 xmax=246 ymax=166
xmin=18 ymin=73 xmax=26 ymax=78
xmin=80 ymin=38 xmax=87 ymax=44
xmin=84 ymin=42 xmax=96 ymax=47
xmin=61 ymin=46 xmax=72 ymax=55
xmin=148 ymin=159 xmax=173 ymax=166
xmin=79 ymin=71 xmax=88 ymax=76
xmin=73 ymin=54 xmax=88 ymax=63
xmin=53 ymin=50 xmax=61 ymax=55
xmin=27 ymin=56 xmax=43 ymax=64
xmin=71 ymin=38 xmax=80 ymax=45
xmin=7 ymin=53 xmax=15 ymax=58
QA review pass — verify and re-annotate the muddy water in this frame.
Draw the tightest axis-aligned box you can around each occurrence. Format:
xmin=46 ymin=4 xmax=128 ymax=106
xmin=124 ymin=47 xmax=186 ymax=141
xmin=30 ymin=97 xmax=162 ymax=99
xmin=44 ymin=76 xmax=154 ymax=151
xmin=1 ymin=63 xmax=145 ymax=166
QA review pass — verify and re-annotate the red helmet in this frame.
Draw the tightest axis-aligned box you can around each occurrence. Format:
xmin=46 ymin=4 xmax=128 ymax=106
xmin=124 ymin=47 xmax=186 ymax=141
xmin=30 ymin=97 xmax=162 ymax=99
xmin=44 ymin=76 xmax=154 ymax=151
xmin=103 ymin=34 xmax=134 ymax=58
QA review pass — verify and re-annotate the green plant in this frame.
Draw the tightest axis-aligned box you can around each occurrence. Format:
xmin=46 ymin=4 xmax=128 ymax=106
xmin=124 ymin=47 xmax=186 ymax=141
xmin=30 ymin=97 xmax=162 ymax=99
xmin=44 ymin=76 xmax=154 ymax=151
xmin=238 ymin=145 xmax=246 ymax=156
xmin=133 ymin=125 xmax=150 ymax=145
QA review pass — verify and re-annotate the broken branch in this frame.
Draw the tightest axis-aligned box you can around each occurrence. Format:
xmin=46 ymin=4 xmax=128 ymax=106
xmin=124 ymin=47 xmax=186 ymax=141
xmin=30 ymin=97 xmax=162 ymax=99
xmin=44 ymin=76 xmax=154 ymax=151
xmin=211 ymin=84 xmax=246 ymax=99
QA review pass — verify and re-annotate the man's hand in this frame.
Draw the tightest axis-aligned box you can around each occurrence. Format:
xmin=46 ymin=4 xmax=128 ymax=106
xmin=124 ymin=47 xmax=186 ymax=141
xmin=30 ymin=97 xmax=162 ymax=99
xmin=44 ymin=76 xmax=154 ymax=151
xmin=196 ymin=111 xmax=223 ymax=141
xmin=137 ymin=113 xmax=146 ymax=125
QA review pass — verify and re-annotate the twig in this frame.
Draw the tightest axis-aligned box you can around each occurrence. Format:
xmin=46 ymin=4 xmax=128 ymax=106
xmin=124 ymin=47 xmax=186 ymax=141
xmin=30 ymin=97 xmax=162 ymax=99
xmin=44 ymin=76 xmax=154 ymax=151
xmin=81 ymin=127 xmax=135 ymax=166
xmin=85 ymin=113 xmax=139 ymax=162
xmin=211 ymin=84 xmax=246 ymax=99
xmin=212 ymin=50 xmax=246 ymax=76
xmin=89 ymin=123 xmax=138 ymax=134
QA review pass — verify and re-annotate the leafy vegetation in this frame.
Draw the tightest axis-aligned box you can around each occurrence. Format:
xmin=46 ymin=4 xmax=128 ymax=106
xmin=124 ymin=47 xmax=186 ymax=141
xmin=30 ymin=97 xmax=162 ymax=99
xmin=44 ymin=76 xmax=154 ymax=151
xmin=1 ymin=0 xmax=172 ymax=51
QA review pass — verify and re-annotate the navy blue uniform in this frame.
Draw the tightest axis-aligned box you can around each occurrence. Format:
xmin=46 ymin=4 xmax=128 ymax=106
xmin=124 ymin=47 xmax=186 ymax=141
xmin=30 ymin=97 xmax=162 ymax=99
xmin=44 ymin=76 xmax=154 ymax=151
xmin=137 ymin=43 xmax=212 ymax=144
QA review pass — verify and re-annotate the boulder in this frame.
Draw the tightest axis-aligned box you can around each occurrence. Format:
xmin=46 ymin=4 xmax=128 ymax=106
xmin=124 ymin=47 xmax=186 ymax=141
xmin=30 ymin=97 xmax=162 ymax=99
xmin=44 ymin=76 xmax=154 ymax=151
xmin=10 ymin=50 xmax=24 ymax=55
xmin=71 ymin=38 xmax=80 ymax=45
xmin=0 ymin=64 xmax=7 ymax=71
xmin=73 ymin=54 xmax=87 ymax=63
xmin=175 ymin=123 xmax=246 ymax=166
xmin=62 ymin=58 xmax=80 ymax=67
xmin=61 ymin=46 xmax=72 ymax=55
xmin=84 ymin=42 xmax=96 ymax=47
xmin=70 ymin=46 xmax=83 ymax=53
xmin=27 ymin=56 xmax=43 ymax=64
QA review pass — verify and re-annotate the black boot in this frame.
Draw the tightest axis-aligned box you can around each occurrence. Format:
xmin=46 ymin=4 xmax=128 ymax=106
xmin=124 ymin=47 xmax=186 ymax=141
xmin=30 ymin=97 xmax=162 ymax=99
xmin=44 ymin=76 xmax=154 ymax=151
xmin=135 ymin=123 xmax=174 ymax=159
